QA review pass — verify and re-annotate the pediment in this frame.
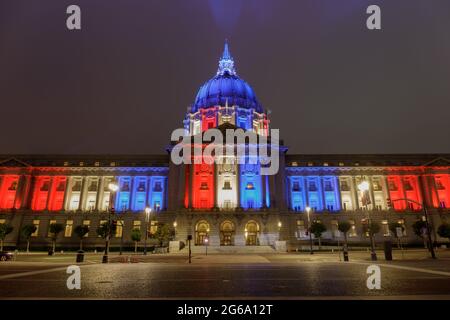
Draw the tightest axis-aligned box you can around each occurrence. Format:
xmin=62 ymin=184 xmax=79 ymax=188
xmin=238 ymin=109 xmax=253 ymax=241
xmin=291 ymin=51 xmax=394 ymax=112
xmin=423 ymin=157 xmax=450 ymax=167
xmin=0 ymin=157 xmax=32 ymax=167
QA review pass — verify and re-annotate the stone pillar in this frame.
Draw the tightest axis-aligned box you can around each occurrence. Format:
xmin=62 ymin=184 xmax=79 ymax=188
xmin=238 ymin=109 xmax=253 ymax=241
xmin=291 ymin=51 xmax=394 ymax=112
xmin=78 ymin=177 xmax=87 ymax=211
xmin=26 ymin=176 xmax=36 ymax=209
xmin=13 ymin=175 xmax=25 ymax=209
xmin=236 ymin=163 xmax=241 ymax=208
xmin=369 ymin=176 xmax=376 ymax=210
xmin=20 ymin=175 xmax=32 ymax=209
xmin=319 ymin=177 xmax=326 ymax=211
xmin=381 ymin=175 xmax=390 ymax=209
xmin=45 ymin=176 xmax=55 ymax=211
xmin=96 ymin=177 xmax=105 ymax=211
xmin=189 ymin=164 xmax=194 ymax=209
xmin=351 ymin=176 xmax=359 ymax=210
xmin=261 ymin=174 xmax=267 ymax=208
xmin=63 ymin=177 xmax=72 ymax=211
xmin=129 ymin=176 xmax=135 ymax=211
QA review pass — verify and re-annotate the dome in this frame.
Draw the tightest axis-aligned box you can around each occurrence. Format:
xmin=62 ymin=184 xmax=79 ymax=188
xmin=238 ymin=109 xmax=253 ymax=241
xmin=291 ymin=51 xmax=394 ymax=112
xmin=192 ymin=42 xmax=263 ymax=113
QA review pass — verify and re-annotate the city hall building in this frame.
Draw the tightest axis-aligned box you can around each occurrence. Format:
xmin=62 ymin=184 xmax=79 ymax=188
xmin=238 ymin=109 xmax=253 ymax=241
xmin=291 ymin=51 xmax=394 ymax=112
xmin=1 ymin=43 xmax=449 ymax=252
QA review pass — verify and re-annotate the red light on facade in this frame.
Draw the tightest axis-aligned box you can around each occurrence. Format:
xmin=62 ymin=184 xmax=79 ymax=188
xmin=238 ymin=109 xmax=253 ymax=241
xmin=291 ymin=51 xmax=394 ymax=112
xmin=0 ymin=175 xmax=20 ymax=209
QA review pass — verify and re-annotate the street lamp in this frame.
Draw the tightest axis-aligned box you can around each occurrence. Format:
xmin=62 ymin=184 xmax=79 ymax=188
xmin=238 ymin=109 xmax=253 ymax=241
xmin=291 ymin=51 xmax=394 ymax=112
xmin=277 ymin=221 xmax=282 ymax=241
xmin=144 ymin=206 xmax=152 ymax=255
xmin=358 ymin=180 xmax=377 ymax=261
xmin=305 ymin=206 xmax=313 ymax=255
xmin=173 ymin=221 xmax=177 ymax=240
xmin=204 ymin=237 xmax=209 ymax=256
xmin=391 ymin=198 xmax=436 ymax=259
xmin=102 ymin=181 xmax=119 ymax=263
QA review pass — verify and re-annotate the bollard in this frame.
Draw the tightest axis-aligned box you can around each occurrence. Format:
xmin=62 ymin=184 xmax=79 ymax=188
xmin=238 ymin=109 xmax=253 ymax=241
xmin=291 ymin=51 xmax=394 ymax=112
xmin=76 ymin=250 xmax=84 ymax=263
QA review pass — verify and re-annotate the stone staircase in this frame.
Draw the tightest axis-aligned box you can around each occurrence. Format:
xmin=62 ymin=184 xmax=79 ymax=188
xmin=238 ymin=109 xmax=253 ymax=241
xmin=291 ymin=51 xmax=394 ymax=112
xmin=174 ymin=245 xmax=276 ymax=254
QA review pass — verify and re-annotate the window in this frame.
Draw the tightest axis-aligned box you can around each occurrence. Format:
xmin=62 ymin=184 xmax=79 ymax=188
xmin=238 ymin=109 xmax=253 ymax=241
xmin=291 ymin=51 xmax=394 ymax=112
xmin=32 ymin=220 xmax=40 ymax=237
xmin=47 ymin=220 xmax=57 ymax=237
xmin=56 ymin=181 xmax=65 ymax=192
xmin=200 ymin=182 xmax=209 ymax=190
xmin=372 ymin=179 xmax=382 ymax=191
xmin=137 ymin=181 xmax=146 ymax=192
xmin=121 ymin=181 xmax=130 ymax=192
xmin=153 ymin=182 xmax=162 ymax=192
xmin=83 ymin=220 xmax=90 ymax=237
xmin=324 ymin=180 xmax=333 ymax=192
xmin=65 ymin=220 xmax=73 ymax=237
xmin=150 ymin=221 xmax=158 ymax=235
xmin=115 ymin=220 xmax=124 ymax=238
xmin=296 ymin=220 xmax=306 ymax=239
xmin=340 ymin=180 xmax=350 ymax=191
xmin=98 ymin=220 xmax=107 ymax=237
xmin=41 ymin=181 xmax=50 ymax=192
xmin=72 ymin=180 xmax=82 ymax=192
xmin=133 ymin=221 xmax=141 ymax=231
xmin=308 ymin=181 xmax=317 ymax=192
xmin=246 ymin=182 xmax=254 ymax=190
xmin=223 ymin=181 xmax=232 ymax=190
xmin=292 ymin=181 xmax=300 ymax=192
xmin=388 ymin=181 xmax=398 ymax=191
xmin=88 ymin=180 xmax=98 ymax=192
xmin=0 ymin=219 xmax=6 ymax=224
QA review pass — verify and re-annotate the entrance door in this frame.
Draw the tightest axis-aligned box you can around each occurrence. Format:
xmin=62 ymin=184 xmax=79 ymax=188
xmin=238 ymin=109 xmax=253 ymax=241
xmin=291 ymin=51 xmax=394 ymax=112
xmin=195 ymin=220 xmax=210 ymax=246
xmin=220 ymin=220 xmax=235 ymax=246
xmin=245 ymin=221 xmax=260 ymax=246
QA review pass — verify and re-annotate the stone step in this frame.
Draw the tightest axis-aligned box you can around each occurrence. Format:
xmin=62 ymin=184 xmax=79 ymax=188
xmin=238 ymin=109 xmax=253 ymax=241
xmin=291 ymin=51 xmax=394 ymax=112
xmin=173 ymin=245 xmax=276 ymax=254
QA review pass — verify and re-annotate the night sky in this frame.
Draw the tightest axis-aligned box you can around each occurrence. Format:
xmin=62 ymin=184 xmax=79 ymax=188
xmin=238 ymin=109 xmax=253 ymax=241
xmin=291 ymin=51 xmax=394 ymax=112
xmin=1 ymin=0 xmax=449 ymax=155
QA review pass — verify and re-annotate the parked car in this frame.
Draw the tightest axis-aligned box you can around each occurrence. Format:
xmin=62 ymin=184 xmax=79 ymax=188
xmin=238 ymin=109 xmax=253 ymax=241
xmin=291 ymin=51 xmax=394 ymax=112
xmin=0 ymin=251 xmax=13 ymax=261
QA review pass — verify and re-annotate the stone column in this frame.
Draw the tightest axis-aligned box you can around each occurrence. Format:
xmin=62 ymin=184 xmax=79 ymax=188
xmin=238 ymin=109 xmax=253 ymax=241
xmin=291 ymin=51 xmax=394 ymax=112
xmin=78 ymin=177 xmax=87 ymax=211
xmin=20 ymin=175 xmax=32 ymax=209
xmin=45 ymin=176 xmax=55 ymax=211
xmin=13 ymin=175 xmax=25 ymax=209
xmin=63 ymin=177 xmax=72 ymax=211
xmin=96 ymin=177 xmax=105 ymax=211
xmin=351 ymin=176 xmax=359 ymax=210
xmin=319 ymin=177 xmax=326 ymax=211
xmin=129 ymin=176 xmax=135 ymax=211
xmin=26 ymin=176 xmax=36 ymax=209
xmin=381 ymin=175 xmax=390 ymax=209
xmin=369 ymin=176 xmax=376 ymax=210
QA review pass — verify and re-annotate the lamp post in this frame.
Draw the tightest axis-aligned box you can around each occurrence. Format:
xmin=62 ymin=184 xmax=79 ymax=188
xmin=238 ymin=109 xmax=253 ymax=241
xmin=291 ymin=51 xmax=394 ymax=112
xmin=277 ymin=221 xmax=282 ymax=241
xmin=173 ymin=221 xmax=177 ymax=240
xmin=204 ymin=237 xmax=209 ymax=256
xmin=305 ymin=206 xmax=313 ymax=255
xmin=102 ymin=182 xmax=119 ymax=264
xmin=391 ymin=198 xmax=436 ymax=259
xmin=144 ymin=206 xmax=152 ymax=255
xmin=358 ymin=180 xmax=377 ymax=261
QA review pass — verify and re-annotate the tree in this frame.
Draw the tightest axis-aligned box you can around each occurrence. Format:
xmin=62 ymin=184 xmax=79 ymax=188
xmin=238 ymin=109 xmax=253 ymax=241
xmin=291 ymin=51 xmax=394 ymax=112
xmin=0 ymin=223 xmax=13 ymax=251
xmin=96 ymin=222 xmax=117 ymax=239
xmin=338 ymin=221 xmax=352 ymax=249
xmin=412 ymin=220 xmax=428 ymax=248
xmin=437 ymin=223 xmax=450 ymax=242
xmin=389 ymin=222 xmax=405 ymax=248
xmin=131 ymin=229 xmax=142 ymax=253
xmin=151 ymin=223 xmax=175 ymax=247
xmin=363 ymin=221 xmax=381 ymax=236
xmin=310 ymin=221 xmax=327 ymax=250
xmin=74 ymin=225 xmax=89 ymax=250
xmin=49 ymin=223 xmax=64 ymax=253
xmin=21 ymin=224 xmax=37 ymax=253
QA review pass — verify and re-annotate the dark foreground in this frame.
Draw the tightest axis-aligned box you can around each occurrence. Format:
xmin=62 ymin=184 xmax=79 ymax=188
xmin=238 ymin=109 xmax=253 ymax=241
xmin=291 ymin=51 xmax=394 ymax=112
xmin=1 ymin=252 xmax=450 ymax=299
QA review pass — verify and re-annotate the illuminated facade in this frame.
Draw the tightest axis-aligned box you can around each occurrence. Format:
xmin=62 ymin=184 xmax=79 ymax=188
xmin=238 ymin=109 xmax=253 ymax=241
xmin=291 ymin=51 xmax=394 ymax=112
xmin=0 ymin=43 xmax=449 ymax=250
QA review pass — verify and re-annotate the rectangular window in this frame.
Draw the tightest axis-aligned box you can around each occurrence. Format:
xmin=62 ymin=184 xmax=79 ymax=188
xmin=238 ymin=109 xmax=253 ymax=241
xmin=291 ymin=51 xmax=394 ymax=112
xmin=0 ymin=219 xmax=5 ymax=224
xmin=133 ymin=220 xmax=141 ymax=231
xmin=32 ymin=220 xmax=40 ymax=237
xmin=48 ymin=220 xmax=57 ymax=237
xmin=98 ymin=220 xmax=107 ymax=237
xmin=65 ymin=220 xmax=73 ymax=237
xmin=296 ymin=220 xmax=306 ymax=239
xmin=150 ymin=221 xmax=158 ymax=235
xmin=115 ymin=220 xmax=124 ymax=238
xmin=83 ymin=220 xmax=90 ymax=237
